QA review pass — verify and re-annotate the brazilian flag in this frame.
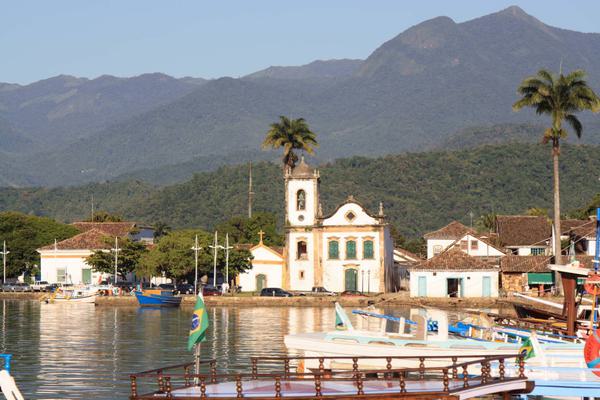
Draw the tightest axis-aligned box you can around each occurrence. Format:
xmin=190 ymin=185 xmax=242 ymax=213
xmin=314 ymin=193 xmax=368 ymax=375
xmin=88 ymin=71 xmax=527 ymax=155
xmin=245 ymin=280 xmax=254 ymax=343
xmin=187 ymin=294 xmax=210 ymax=351
xmin=518 ymin=338 xmax=535 ymax=360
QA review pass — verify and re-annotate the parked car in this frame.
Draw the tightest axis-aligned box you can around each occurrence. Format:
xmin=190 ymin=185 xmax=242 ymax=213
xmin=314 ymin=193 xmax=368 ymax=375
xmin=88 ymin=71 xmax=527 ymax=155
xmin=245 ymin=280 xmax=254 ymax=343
xmin=31 ymin=281 xmax=50 ymax=292
xmin=340 ymin=290 xmax=366 ymax=297
xmin=260 ymin=288 xmax=293 ymax=297
xmin=13 ymin=283 xmax=32 ymax=292
xmin=46 ymin=283 xmax=59 ymax=293
xmin=1 ymin=282 xmax=18 ymax=292
xmin=295 ymin=286 xmax=336 ymax=296
xmin=158 ymin=283 xmax=179 ymax=294
xmin=177 ymin=283 xmax=195 ymax=295
xmin=202 ymin=285 xmax=222 ymax=296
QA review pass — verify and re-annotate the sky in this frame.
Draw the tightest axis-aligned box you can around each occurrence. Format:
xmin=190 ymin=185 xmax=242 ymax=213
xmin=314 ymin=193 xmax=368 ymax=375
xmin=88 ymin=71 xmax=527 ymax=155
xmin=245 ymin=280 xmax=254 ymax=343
xmin=1 ymin=0 xmax=599 ymax=84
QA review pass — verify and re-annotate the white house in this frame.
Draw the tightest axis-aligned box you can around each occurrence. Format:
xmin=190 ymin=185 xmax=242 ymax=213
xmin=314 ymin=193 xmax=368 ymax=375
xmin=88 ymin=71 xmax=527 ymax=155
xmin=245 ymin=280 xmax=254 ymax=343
xmin=495 ymin=215 xmax=551 ymax=256
xmin=37 ymin=221 xmax=148 ymax=285
xmin=423 ymin=221 xmax=474 ymax=259
xmin=237 ymin=234 xmax=284 ymax=292
xmin=283 ymin=158 xmax=395 ymax=293
xmin=409 ymin=247 xmax=499 ymax=298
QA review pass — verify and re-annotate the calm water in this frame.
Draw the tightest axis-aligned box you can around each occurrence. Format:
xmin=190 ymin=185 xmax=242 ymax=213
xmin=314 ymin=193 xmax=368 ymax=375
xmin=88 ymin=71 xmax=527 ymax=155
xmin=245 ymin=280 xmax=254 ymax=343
xmin=1 ymin=300 xmax=417 ymax=399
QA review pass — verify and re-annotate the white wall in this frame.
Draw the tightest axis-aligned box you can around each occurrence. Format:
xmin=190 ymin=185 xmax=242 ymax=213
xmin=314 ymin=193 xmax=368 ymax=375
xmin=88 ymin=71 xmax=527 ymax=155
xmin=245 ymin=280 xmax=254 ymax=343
xmin=287 ymin=231 xmax=315 ymax=291
xmin=426 ymin=239 xmax=455 ymax=259
xmin=321 ymin=203 xmax=379 ymax=226
xmin=39 ymin=250 xmax=104 ymax=284
xmin=238 ymin=246 xmax=283 ymax=292
xmin=587 ymin=238 xmax=598 ymax=257
xmin=286 ymin=178 xmax=318 ymax=227
xmin=409 ymin=270 xmax=499 ymax=298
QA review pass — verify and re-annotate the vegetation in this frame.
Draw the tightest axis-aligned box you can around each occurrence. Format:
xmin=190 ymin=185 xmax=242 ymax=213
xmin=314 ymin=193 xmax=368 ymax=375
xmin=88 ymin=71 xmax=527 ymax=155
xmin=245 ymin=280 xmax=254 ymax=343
xmin=85 ymin=238 xmax=148 ymax=280
xmin=513 ymin=68 xmax=600 ymax=261
xmin=85 ymin=211 xmax=124 ymax=222
xmin=0 ymin=212 xmax=79 ymax=278
xmin=262 ymin=116 xmax=318 ymax=168
xmin=216 ymin=212 xmax=284 ymax=247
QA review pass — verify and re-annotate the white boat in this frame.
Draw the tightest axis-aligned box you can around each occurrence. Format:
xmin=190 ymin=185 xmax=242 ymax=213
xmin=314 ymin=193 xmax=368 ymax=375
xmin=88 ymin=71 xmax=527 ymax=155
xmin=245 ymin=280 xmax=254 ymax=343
xmin=44 ymin=286 xmax=98 ymax=304
xmin=284 ymin=304 xmax=600 ymax=397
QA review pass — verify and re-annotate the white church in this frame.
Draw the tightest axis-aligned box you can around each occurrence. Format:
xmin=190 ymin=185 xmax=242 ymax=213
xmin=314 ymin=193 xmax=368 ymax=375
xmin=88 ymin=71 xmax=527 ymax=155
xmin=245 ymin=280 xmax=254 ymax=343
xmin=280 ymin=158 xmax=395 ymax=293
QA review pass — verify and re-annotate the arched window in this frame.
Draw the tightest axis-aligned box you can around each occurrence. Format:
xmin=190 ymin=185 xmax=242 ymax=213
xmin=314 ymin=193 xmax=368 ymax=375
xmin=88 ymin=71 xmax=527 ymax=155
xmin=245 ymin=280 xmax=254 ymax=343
xmin=297 ymin=241 xmax=308 ymax=259
xmin=328 ymin=240 xmax=339 ymax=259
xmin=296 ymin=190 xmax=306 ymax=211
xmin=363 ymin=240 xmax=374 ymax=259
xmin=346 ymin=240 xmax=356 ymax=259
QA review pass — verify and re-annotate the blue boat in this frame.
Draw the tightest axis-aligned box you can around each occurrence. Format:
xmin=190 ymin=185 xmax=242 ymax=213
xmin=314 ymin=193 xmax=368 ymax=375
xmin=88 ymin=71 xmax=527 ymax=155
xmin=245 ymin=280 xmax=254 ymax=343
xmin=134 ymin=289 xmax=182 ymax=307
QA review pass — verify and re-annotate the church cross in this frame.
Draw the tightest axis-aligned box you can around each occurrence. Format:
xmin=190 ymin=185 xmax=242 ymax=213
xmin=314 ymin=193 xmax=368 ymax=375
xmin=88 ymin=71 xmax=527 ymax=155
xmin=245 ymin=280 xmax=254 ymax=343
xmin=258 ymin=230 xmax=265 ymax=244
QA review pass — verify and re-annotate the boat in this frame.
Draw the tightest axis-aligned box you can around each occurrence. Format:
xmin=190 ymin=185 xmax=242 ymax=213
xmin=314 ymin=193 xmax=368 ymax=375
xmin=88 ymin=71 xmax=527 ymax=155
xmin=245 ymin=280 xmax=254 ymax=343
xmin=43 ymin=286 xmax=98 ymax=304
xmin=128 ymin=353 xmax=533 ymax=399
xmin=134 ymin=289 xmax=182 ymax=307
xmin=1 ymin=353 xmax=25 ymax=400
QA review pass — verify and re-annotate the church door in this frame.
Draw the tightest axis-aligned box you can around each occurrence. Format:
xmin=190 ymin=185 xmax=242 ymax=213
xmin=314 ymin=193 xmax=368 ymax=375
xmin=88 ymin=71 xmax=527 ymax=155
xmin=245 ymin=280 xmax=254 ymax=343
xmin=256 ymin=274 xmax=267 ymax=291
xmin=344 ymin=269 xmax=357 ymax=291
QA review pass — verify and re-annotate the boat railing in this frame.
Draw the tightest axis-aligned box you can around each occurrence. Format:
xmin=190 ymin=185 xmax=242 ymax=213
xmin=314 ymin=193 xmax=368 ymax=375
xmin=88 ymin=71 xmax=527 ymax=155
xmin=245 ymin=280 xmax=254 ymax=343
xmin=129 ymin=353 xmax=527 ymax=399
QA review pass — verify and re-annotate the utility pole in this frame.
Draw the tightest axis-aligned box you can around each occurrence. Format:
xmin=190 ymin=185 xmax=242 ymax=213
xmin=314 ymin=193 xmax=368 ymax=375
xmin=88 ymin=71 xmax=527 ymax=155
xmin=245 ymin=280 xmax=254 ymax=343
xmin=248 ymin=162 xmax=254 ymax=219
xmin=1 ymin=241 xmax=9 ymax=284
xmin=112 ymin=237 xmax=120 ymax=285
xmin=209 ymin=231 xmax=224 ymax=287
xmin=223 ymin=233 xmax=233 ymax=293
xmin=191 ymin=235 xmax=202 ymax=295
xmin=91 ymin=194 xmax=95 ymax=221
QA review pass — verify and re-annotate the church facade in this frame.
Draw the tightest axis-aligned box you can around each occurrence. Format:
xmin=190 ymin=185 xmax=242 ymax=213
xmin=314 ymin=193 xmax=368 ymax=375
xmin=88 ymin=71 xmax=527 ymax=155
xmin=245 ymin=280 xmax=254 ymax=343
xmin=282 ymin=158 xmax=395 ymax=293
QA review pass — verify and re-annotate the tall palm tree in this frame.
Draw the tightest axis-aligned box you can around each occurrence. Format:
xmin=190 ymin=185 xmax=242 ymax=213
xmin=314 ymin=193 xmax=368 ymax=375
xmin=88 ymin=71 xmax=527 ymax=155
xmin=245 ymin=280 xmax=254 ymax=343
xmin=262 ymin=116 xmax=318 ymax=168
xmin=513 ymin=69 xmax=599 ymax=263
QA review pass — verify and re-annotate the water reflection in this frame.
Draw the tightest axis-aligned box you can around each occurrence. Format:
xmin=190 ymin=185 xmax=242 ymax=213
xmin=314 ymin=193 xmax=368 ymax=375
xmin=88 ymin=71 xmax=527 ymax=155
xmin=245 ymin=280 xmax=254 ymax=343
xmin=2 ymin=301 xmax=438 ymax=399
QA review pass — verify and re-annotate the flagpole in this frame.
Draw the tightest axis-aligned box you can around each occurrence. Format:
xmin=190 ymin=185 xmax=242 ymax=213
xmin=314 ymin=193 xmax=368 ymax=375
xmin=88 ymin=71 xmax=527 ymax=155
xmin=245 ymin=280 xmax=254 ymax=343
xmin=194 ymin=343 xmax=201 ymax=377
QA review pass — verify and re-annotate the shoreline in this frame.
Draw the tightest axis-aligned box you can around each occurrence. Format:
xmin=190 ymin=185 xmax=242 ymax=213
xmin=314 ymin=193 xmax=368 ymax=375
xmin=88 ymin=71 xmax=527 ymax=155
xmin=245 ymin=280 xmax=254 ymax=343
xmin=0 ymin=292 xmax=511 ymax=308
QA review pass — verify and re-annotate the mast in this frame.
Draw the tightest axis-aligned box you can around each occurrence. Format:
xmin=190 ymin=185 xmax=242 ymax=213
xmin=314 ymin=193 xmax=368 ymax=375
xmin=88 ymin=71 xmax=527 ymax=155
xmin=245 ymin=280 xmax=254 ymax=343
xmin=248 ymin=162 xmax=254 ymax=219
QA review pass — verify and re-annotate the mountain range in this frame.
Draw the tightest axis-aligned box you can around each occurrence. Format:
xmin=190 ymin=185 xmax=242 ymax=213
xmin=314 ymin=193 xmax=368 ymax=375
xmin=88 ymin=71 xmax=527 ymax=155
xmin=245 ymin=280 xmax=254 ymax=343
xmin=1 ymin=6 xmax=600 ymax=187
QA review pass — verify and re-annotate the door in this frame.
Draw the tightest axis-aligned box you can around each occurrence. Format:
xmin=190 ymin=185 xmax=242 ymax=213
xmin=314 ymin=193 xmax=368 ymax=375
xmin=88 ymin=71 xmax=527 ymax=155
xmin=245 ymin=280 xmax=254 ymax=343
xmin=418 ymin=276 xmax=427 ymax=297
xmin=82 ymin=269 xmax=92 ymax=284
xmin=344 ymin=269 xmax=357 ymax=291
xmin=482 ymin=276 xmax=491 ymax=297
xmin=447 ymin=278 xmax=459 ymax=298
xmin=255 ymin=274 xmax=267 ymax=292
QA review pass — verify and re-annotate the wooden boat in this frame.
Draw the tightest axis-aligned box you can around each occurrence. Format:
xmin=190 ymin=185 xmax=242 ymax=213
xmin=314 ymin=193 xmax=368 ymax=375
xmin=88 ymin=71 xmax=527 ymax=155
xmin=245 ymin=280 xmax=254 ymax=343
xmin=134 ymin=289 xmax=182 ymax=307
xmin=128 ymin=354 xmax=533 ymax=399
xmin=43 ymin=287 xmax=97 ymax=304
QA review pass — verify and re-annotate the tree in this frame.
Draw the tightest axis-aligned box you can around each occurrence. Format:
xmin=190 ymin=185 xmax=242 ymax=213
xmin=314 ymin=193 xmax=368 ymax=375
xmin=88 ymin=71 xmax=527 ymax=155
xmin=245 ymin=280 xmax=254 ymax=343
xmin=86 ymin=238 xmax=147 ymax=279
xmin=153 ymin=221 xmax=172 ymax=239
xmin=525 ymin=207 xmax=549 ymax=218
xmin=140 ymin=229 xmax=253 ymax=282
xmin=513 ymin=69 xmax=600 ymax=262
xmin=262 ymin=116 xmax=318 ymax=168
xmin=215 ymin=212 xmax=283 ymax=246
xmin=86 ymin=210 xmax=123 ymax=222
xmin=0 ymin=212 xmax=79 ymax=278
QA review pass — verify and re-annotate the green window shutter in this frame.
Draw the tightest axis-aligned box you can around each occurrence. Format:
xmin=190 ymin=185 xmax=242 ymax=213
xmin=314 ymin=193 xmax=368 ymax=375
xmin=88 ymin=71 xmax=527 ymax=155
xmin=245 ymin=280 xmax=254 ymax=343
xmin=346 ymin=240 xmax=356 ymax=259
xmin=363 ymin=240 xmax=374 ymax=259
xmin=328 ymin=241 xmax=339 ymax=259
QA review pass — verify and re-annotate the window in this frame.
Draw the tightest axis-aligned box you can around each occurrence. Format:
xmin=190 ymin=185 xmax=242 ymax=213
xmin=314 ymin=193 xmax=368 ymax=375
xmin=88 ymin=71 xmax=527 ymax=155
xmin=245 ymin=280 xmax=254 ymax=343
xmin=363 ymin=240 xmax=374 ymax=259
xmin=299 ymin=270 xmax=305 ymax=279
xmin=460 ymin=240 xmax=468 ymax=250
xmin=531 ymin=247 xmax=545 ymax=256
xmin=346 ymin=240 xmax=356 ymax=259
xmin=296 ymin=190 xmax=306 ymax=211
xmin=345 ymin=211 xmax=356 ymax=222
xmin=328 ymin=240 xmax=339 ymax=259
xmin=57 ymin=268 xmax=66 ymax=283
xmin=433 ymin=245 xmax=443 ymax=255
xmin=470 ymin=240 xmax=478 ymax=251
xmin=297 ymin=241 xmax=307 ymax=259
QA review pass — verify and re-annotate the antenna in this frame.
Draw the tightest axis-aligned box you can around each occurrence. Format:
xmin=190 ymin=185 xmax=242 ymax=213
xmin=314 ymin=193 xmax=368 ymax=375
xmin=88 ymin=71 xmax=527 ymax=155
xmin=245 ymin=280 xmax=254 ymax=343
xmin=248 ymin=162 xmax=254 ymax=219
xmin=91 ymin=194 xmax=95 ymax=221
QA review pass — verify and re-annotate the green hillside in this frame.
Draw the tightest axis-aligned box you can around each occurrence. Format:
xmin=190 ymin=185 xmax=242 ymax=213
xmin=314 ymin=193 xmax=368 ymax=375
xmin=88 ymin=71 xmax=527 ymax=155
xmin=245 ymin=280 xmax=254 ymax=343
xmin=1 ymin=143 xmax=599 ymax=238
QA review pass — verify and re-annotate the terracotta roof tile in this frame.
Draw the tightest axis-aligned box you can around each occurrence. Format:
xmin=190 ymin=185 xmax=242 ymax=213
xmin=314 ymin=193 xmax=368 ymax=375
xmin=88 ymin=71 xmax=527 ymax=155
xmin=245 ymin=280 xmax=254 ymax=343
xmin=569 ymin=218 xmax=597 ymax=238
xmin=423 ymin=221 xmax=474 ymax=240
xmin=495 ymin=215 xmax=551 ymax=247
xmin=410 ymin=247 xmax=496 ymax=271
xmin=72 ymin=221 xmax=136 ymax=237
xmin=500 ymin=255 xmax=551 ymax=273
xmin=38 ymin=229 xmax=112 ymax=251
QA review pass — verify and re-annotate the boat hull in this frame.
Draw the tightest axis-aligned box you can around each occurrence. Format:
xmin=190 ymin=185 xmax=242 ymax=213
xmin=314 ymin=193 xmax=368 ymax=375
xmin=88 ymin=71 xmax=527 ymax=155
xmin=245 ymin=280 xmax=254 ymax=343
xmin=134 ymin=291 xmax=182 ymax=307
xmin=47 ymin=294 xmax=97 ymax=303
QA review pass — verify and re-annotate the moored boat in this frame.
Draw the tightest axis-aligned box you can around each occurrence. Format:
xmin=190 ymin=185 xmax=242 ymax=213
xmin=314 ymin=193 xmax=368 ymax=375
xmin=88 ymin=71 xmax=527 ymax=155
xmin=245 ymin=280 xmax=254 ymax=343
xmin=134 ymin=289 xmax=182 ymax=307
xmin=43 ymin=286 xmax=98 ymax=304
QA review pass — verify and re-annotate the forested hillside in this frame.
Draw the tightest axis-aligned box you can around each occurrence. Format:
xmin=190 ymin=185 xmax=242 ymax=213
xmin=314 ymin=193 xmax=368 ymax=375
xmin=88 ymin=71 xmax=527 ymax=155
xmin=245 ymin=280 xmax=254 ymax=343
xmin=1 ymin=143 xmax=599 ymax=238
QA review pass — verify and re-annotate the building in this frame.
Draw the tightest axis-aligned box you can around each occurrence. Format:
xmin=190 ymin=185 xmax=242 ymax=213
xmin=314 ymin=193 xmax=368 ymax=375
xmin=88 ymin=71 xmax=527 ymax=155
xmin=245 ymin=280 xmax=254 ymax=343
xmin=37 ymin=221 xmax=153 ymax=285
xmin=567 ymin=217 xmax=598 ymax=257
xmin=409 ymin=247 xmax=499 ymax=298
xmin=423 ymin=221 xmax=475 ymax=259
xmin=393 ymin=248 xmax=421 ymax=291
xmin=237 ymin=233 xmax=284 ymax=292
xmin=283 ymin=158 xmax=395 ymax=293
xmin=499 ymin=255 xmax=553 ymax=295
xmin=495 ymin=215 xmax=551 ymax=256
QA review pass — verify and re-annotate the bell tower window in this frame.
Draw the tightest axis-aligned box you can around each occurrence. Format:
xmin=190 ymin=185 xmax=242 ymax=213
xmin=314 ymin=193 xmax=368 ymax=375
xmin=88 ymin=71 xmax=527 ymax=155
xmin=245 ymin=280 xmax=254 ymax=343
xmin=297 ymin=241 xmax=308 ymax=260
xmin=297 ymin=190 xmax=306 ymax=211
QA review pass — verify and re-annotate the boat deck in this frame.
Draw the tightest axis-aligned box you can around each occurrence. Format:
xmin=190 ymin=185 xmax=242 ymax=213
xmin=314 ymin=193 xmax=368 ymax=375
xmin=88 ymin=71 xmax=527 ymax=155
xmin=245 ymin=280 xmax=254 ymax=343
xmin=129 ymin=354 xmax=533 ymax=399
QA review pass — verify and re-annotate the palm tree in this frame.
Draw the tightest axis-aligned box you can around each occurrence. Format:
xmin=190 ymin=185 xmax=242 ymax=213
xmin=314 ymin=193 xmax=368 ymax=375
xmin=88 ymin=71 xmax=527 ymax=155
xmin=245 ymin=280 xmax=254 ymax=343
xmin=513 ymin=69 xmax=599 ymax=263
xmin=262 ymin=116 xmax=318 ymax=168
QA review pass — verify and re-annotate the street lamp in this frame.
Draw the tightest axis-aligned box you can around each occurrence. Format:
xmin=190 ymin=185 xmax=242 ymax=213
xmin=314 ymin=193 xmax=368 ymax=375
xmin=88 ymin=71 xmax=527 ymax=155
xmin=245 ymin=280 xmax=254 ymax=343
xmin=1 ymin=241 xmax=9 ymax=285
xmin=191 ymin=235 xmax=202 ymax=295
xmin=223 ymin=233 xmax=234 ymax=293
xmin=367 ymin=270 xmax=371 ymax=294
xmin=112 ymin=237 xmax=120 ymax=285
xmin=209 ymin=231 xmax=224 ymax=287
